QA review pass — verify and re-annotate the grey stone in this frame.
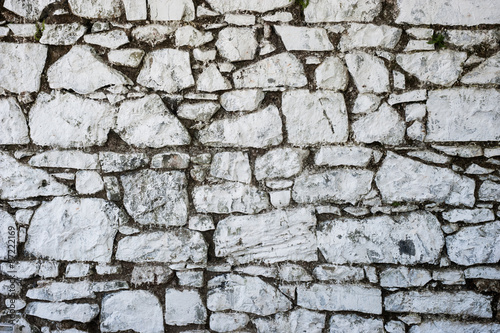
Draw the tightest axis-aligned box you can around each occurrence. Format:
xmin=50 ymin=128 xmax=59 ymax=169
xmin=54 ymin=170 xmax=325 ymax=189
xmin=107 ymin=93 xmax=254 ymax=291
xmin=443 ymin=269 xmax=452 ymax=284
xmin=388 ymin=90 xmax=427 ymax=105
xmin=39 ymin=23 xmax=87 ymax=45
xmin=99 ymin=152 xmax=149 ymax=173
xmin=165 ymin=289 xmax=207 ymax=325
xmin=278 ymin=264 xmax=313 ymax=282
xmin=345 ymin=52 xmax=390 ymax=93
xmin=3 ymin=0 xmax=59 ymax=20
xmin=479 ymin=180 xmax=500 ymax=201
xmin=275 ymin=26 xmax=333 ymax=51
xmin=380 ymin=267 xmax=432 ymax=288
xmin=28 ymin=150 xmax=99 ymax=169
xmin=464 ymin=267 xmax=500 ymax=280
xmin=210 ymin=152 xmax=251 ymax=183
xmin=130 ymin=265 xmax=173 ymax=285
xmin=255 ymin=148 xmax=308 ymax=180
xmin=26 ymin=280 xmax=127 ymax=301
xmin=151 ymin=152 xmax=190 ymax=169
xmin=432 ymin=269 xmax=465 ymax=285
xmin=25 ymin=302 xmax=100 ymax=323
xmin=65 ymin=263 xmax=91 ymax=278
xmin=328 ymin=314 xmax=384 ymax=333
xmin=304 ymin=0 xmax=381 ymax=23
xmin=0 ymin=97 xmax=29 ymax=145
xmin=410 ymin=320 xmax=500 ymax=333
xmin=352 ymin=103 xmax=405 ymax=145
xmin=253 ymin=309 xmax=325 ymax=333
xmin=132 ymin=25 xmax=176 ymax=46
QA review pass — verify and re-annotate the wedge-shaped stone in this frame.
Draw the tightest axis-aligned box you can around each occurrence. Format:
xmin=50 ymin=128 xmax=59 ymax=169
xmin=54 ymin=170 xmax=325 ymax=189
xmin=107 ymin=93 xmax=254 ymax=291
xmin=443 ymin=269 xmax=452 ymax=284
xmin=345 ymin=52 xmax=390 ymax=93
xmin=197 ymin=64 xmax=232 ymax=92
xmin=4 ymin=0 xmax=58 ymax=20
xmin=25 ymin=302 xmax=99 ymax=323
xmin=462 ymin=52 xmax=500 ymax=85
xmin=207 ymin=274 xmax=292 ymax=316
xmin=25 ymin=197 xmax=125 ymax=262
xmin=177 ymin=102 xmax=220 ymax=122
xmin=214 ymin=207 xmax=317 ymax=264
xmin=253 ymin=309 xmax=326 ymax=333
xmin=216 ymin=28 xmax=258 ymax=62
xmin=116 ymin=94 xmax=190 ymax=148
xmin=0 ymin=97 xmax=29 ymax=145
xmin=375 ymin=152 xmax=475 ymax=206
xmin=221 ymin=89 xmax=265 ymax=112
xmin=410 ymin=320 xmax=500 ymax=333
xmin=352 ymin=103 xmax=405 ymax=145
xmin=233 ymin=53 xmax=307 ymax=89
xmin=84 ymin=30 xmax=129 ymax=49
xmin=199 ymin=105 xmax=283 ymax=148
xmin=0 ymin=152 xmax=70 ymax=200
xmin=385 ymin=291 xmax=492 ymax=318
xmin=255 ymin=148 xmax=308 ymax=180
xmin=293 ymin=169 xmax=374 ymax=204
xmin=108 ymin=49 xmax=145 ymax=67
xmin=149 ymin=0 xmax=195 ymax=21
xmin=121 ymin=170 xmax=188 ymax=226
xmin=329 ymin=314 xmax=384 ymax=333
xmin=176 ymin=26 xmax=213 ymax=47
xmin=69 ymin=0 xmax=122 ymax=18
xmin=318 ymin=211 xmax=443 ymax=264
xmin=48 ymin=45 xmax=132 ymax=94
xmin=29 ymin=92 xmax=115 ymax=148
xmin=206 ymin=0 xmax=290 ymax=13
xmin=275 ymin=26 xmax=333 ymax=51
xmin=116 ymin=229 xmax=207 ymax=264
xmin=0 ymin=43 xmax=47 ymax=93
xmin=426 ymin=88 xmax=500 ymax=142
xmin=0 ymin=210 xmax=16 ymax=260
xmin=39 ymin=23 xmax=87 ymax=45
xmin=28 ymin=150 xmax=99 ymax=170
xmin=283 ymin=90 xmax=348 ymax=145
xmin=339 ymin=23 xmax=402 ymax=51
xmin=193 ymin=182 xmax=269 ymax=214
xmin=297 ymin=284 xmax=382 ymax=314
xmin=304 ymin=0 xmax=381 ymax=22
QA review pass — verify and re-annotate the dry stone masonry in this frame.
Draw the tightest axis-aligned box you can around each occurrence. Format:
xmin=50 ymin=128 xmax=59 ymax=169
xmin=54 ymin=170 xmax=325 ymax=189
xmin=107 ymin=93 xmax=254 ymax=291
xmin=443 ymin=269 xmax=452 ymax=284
xmin=0 ymin=0 xmax=499 ymax=332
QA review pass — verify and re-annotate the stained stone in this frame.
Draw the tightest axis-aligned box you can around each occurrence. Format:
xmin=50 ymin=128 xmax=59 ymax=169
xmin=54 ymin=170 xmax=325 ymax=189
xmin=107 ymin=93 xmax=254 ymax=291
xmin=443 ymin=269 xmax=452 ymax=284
xmin=132 ymin=25 xmax=177 ymax=45
xmin=83 ymin=30 xmax=129 ymax=49
xmin=462 ymin=52 xmax=500 ymax=85
xmin=380 ymin=267 xmax=432 ymax=288
xmin=313 ymin=265 xmax=365 ymax=282
xmin=99 ymin=152 xmax=149 ymax=173
xmin=442 ymin=208 xmax=495 ymax=223
xmin=3 ymin=0 xmax=59 ymax=20
xmin=25 ymin=302 xmax=99 ymax=323
xmin=39 ymin=23 xmax=87 ymax=45
xmin=345 ymin=52 xmax=390 ymax=93
xmin=175 ymin=26 xmax=213 ymax=47
xmin=304 ymin=0 xmax=382 ymax=23
xmin=69 ymin=0 xmax=122 ymax=18
xmin=151 ymin=152 xmax=190 ymax=169
xmin=253 ymin=309 xmax=325 ymax=333
xmin=122 ymin=0 xmax=147 ymax=20
xmin=274 ymin=26 xmax=334 ymax=51
xmin=0 ymin=97 xmax=29 ymax=145
xmin=108 ymin=49 xmax=145 ymax=67
xmin=329 ymin=314 xmax=384 ymax=333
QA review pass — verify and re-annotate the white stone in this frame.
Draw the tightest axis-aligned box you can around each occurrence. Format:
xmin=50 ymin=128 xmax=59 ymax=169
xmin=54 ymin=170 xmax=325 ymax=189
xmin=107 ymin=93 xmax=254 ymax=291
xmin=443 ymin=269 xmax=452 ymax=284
xmin=388 ymin=90 xmax=427 ymax=105
xmin=253 ymin=309 xmax=325 ymax=333
xmin=315 ymin=56 xmax=348 ymax=91
xmin=278 ymin=264 xmax=313 ymax=282
xmin=39 ymin=23 xmax=87 ymax=45
xmin=404 ymin=39 xmax=435 ymax=51
xmin=26 ymin=302 xmax=99 ymax=323
xmin=0 ymin=280 xmax=21 ymax=296
xmin=216 ymin=28 xmax=258 ymax=62
xmin=352 ymin=103 xmax=405 ymax=145
xmin=115 ymin=94 xmax=190 ymax=148
xmin=149 ymin=0 xmax=195 ymax=21
xmin=396 ymin=51 xmax=467 ymax=86
xmin=313 ymin=265 xmax=364 ymax=282
xmin=0 ymin=97 xmax=29 ymax=145
xmin=375 ymin=152 xmax=475 ymax=206
xmin=443 ymin=209 xmax=495 ymax=223
xmin=193 ymin=182 xmax=269 ymax=214
xmin=3 ymin=0 xmax=58 ymax=20
xmin=225 ymin=14 xmax=255 ymax=25
xmin=426 ymin=88 xmax=500 ymax=142
xmin=432 ymin=269 xmax=465 ymax=285
xmin=233 ymin=53 xmax=307 ymax=88
xmin=27 ymin=280 xmax=128 ymax=301
xmin=199 ymin=105 xmax=283 ymax=148
xmin=462 ymin=52 xmax=500 ymax=85
xmin=0 ymin=261 xmax=50 ymax=279
xmin=465 ymin=267 xmax=500 ymax=280
xmin=4 ymin=299 xmax=26 ymax=311
xmin=255 ymin=148 xmax=307 ymax=180
xmin=0 ymin=43 xmax=47 ymax=93
xmin=432 ymin=144 xmax=483 ymax=157
xmin=479 ymin=180 xmax=500 ymax=201
xmin=407 ymin=150 xmax=450 ymax=164
xmin=178 ymin=102 xmax=219 ymax=122
xmin=177 ymin=270 xmax=203 ymax=287
xmin=465 ymin=163 xmax=494 ymax=175
xmin=275 ymin=26 xmax=333 ymax=51
xmin=176 ymin=26 xmax=213 ymax=47
xmin=408 ymin=121 xmax=425 ymax=141
xmin=283 ymin=90 xmax=348 ymax=145
xmin=101 ymin=291 xmax=164 ymax=333
xmin=386 ymin=321 xmax=405 ymax=333
xmin=165 ymin=289 xmax=207 ymax=325
xmin=75 ymin=171 xmax=104 ymax=195
xmin=220 ymin=89 xmax=265 ymax=112
xmin=293 ymin=169 xmax=374 ymax=204
xmin=207 ymin=274 xmax=292 ymax=316
xmin=197 ymin=64 xmax=232 ymax=92
xmin=262 ymin=12 xmax=294 ymax=22
xmin=29 ymin=92 xmax=115 ymax=148
xmin=0 ymin=210 xmax=16 ymax=260
xmin=234 ymin=266 xmax=277 ymax=278
xmin=69 ymin=0 xmax=122 ymax=18
xmin=99 ymin=152 xmax=149 ymax=173
xmin=270 ymin=190 xmax=291 ymax=208
xmin=108 ymin=49 xmax=145 ymax=67
xmin=345 ymin=52 xmax=390 ymax=93
xmin=65 ymin=263 xmax=91 ymax=278
xmin=406 ymin=28 xmax=433 ymax=39
xmin=205 ymin=0 xmax=290 ymax=13
xmin=339 ymin=23 xmax=401 ymax=51
xmin=210 ymin=312 xmax=249 ymax=332
xmin=448 ymin=30 xmax=499 ymax=49
xmin=380 ymin=267 xmax=432 ymax=288
xmin=210 ymin=152 xmax=251 ymax=183
xmin=130 ymin=265 xmax=173 ymax=285
xmin=28 ymin=151 xmax=99 ymax=169
xmin=84 ymin=30 xmax=129 ymax=49
xmin=132 ymin=25 xmax=176 ymax=46
xmin=137 ymin=49 xmax=194 ymax=93
xmin=352 ymin=93 xmax=381 ymax=114
xmin=315 ymin=146 xmax=374 ymax=167
xmin=304 ymin=0 xmax=382 ymax=23
xmin=193 ymin=49 xmax=217 ymax=62
xmin=122 ymin=0 xmax=147 ymax=20
xmin=409 ymin=320 xmax=500 ymax=333
xmin=405 ymin=103 xmax=426 ymax=121
xmin=329 ymin=314 xmax=384 ymax=333
xmin=266 ymin=179 xmax=294 ymax=190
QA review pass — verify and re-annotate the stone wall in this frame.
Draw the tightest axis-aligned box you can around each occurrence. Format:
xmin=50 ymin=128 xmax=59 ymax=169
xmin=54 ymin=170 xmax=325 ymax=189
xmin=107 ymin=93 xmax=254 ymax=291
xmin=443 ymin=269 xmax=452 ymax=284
xmin=0 ymin=0 xmax=499 ymax=332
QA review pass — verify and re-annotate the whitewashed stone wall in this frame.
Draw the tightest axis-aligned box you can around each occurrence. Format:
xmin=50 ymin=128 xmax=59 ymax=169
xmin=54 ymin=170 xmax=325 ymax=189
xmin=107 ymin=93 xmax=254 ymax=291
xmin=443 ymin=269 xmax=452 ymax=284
xmin=0 ymin=0 xmax=499 ymax=332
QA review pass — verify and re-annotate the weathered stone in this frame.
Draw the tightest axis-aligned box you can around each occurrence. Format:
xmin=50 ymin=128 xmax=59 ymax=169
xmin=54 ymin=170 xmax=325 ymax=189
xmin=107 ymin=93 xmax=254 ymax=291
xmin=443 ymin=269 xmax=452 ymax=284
xmin=0 ymin=43 xmax=47 ymax=93
xmin=177 ymin=270 xmax=203 ymax=287
xmin=26 ymin=302 xmax=99 ymax=323
xmin=388 ymin=90 xmax=427 ymax=105
xmin=221 ymin=89 xmax=265 ymax=112
xmin=210 ymin=152 xmax=251 ymax=183
xmin=206 ymin=0 xmax=290 ymax=13
xmin=26 ymin=280 xmax=127 ymax=301
xmin=28 ymin=151 xmax=99 ymax=170
xmin=216 ymin=28 xmax=258 ymax=62
xmin=479 ymin=180 xmax=500 ymax=201
xmin=352 ymin=103 xmax=405 ymax=145
xmin=233 ymin=53 xmax=307 ymax=88
xmin=380 ymin=267 xmax=432 ymax=288
xmin=150 ymin=152 xmax=190 ymax=170
xmin=210 ymin=312 xmax=249 ymax=332
xmin=137 ymin=49 xmax=194 ymax=93
xmin=375 ymin=152 xmax=475 ymax=206
xmin=329 ymin=314 xmax=384 ymax=333
xmin=443 ymin=208 xmax=495 ymax=223
xmin=304 ymin=0 xmax=382 ymax=23
xmin=0 ymin=261 xmax=58 ymax=279
xmin=3 ymin=0 xmax=59 ymax=20
xmin=214 ymin=207 xmax=317 ymax=264
xmin=175 ymin=26 xmax=213 ymax=47
xmin=275 ymin=26 xmax=333 ymax=51
xmin=108 ymin=49 xmax=145 ymax=67
xmin=339 ymin=24 xmax=402 ymax=51
xmin=432 ymin=269 xmax=465 ymax=285
xmin=122 ymin=0 xmax=147 ymax=20
xmin=39 ymin=23 xmax=87 ymax=45
xmin=193 ymin=182 xmax=269 ymax=214
xmin=65 ymin=263 xmax=91 ymax=278
xmin=199 ymin=105 xmax=283 ymax=148
xmin=132 ymin=25 xmax=177 ymax=46
xmin=313 ymin=265 xmax=364 ymax=282
xmin=165 ymin=289 xmax=207 ymax=325
xmin=385 ymin=291 xmax=492 ymax=318
xmin=225 ymin=13 xmax=256 ymax=25
xmin=317 ymin=211 xmax=444 ymax=264
xmin=197 ymin=64 xmax=232 ymax=92
xmin=178 ymin=102 xmax=220 ymax=122
xmin=0 ymin=97 xmax=29 ymax=145
xmin=207 ymin=274 xmax=292 ymax=316
xmin=293 ymin=169 xmax=374 ymax=204
xmin=278 ymin=264 xmax=313 ymax=282
xmin=345 ymin=52 xmax=390 ymax=93
xmin=0 ymin=210 xmax=16 ymax=260
xmin=149 ymin=0 xmax=195 ymax=21
xmin=462 ymin=52 xmax=500 ymax=84
xmin=314 ymin=146 xmax=374 ymax=167
xmin=130 ymin=265 xmax=173 ymax=285
xmin=254 ymin=309 xmax=325 ymax=333
xmin=465 ymin=267 xmax=500 ymax=280
xmin=84 ymin=30 xmax=129 ymax=49
xmin=409 ymin=320 xmax=500 ymax=333
xmin=99 ymin=152 xmax=149 ymax=173
xmin=255 ymin=148 xmax=307 ymax=180
xmin=315 ymin=56 xmax=348 ymax=91
xmin=69 ymin=0 xmax=121 ymax=18
xmin=352 ymin=93 xmax=382 ymax=114
xmin=75 ymin=171 xmax=104 ymax=195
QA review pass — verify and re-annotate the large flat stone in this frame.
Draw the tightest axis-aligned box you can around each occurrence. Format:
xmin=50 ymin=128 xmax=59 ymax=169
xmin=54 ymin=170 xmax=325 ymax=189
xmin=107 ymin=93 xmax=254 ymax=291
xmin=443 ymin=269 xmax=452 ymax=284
xmin=69 ymin=0 xmax=121 ymax=18
xmin=0 ymin=97 xmax=29 ymax=145
xmin=275 ymin=26 xmax=334 ymax=51
xmin=345 ymin=52 xmax=390 ymax=93
xmin=410 ymin=320 xmax=500 ymax=333
xmin=253 ymin=309 xmax=326 ymax=333
xmin=304 ymin=0 xmax=382 ymax=23
xmin=329 ymin=314 xmax=384 ymax=333
xmin=25 ymin=302 xmax=99 ymax=323
xmin=4 ymin=0 xmax=58 ymax=20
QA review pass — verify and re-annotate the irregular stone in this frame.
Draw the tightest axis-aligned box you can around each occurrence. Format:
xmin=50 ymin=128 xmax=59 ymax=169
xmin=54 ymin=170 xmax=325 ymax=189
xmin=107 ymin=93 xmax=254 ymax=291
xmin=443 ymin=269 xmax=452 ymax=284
xmin=206 ymin=0 xmax=290 ymax=13
xmin=99 ymin=152 xmax=149 ymax=173
xmin=345 ymin=52 xmax=390 ymax=93
xmin=122 ymin=0 xmax=147 ymax=20
xmin=315 ymin=146 xmax=373 ymax=167
xmin=317 ymin=211 xmax=444 ymax=264
xmin=75 ymin=171 xmax=104 ymax=194
xmin=193 ymin=182 xmax=269 ymax=214
xmin=375 ymin=152 xmax=475 ymax=206
xmin=442 ymin=208 xmax=495 ymax=223
xmin=132 ymin=25 xmax=176 ymax=46
xmin=448 ymin=30 xmax=499 ymax=49
xmin=175 ymin=26 xmax=213 ymax=47
xmin=25 ymin=197 xmax=124 ymax=262
xmin=28 ymin=150 xmax=99 ymax=169
xmin=199 ymin=105 xmax=283 ymax=148
xmin=26 ymin=280 xmax=127 ymax=301
xmin=304 ymin=0 xmax=382 ymax=23
xmin=137 ymin=49 xmax=194 ymax=93
xmin=3 ymin=0 xmax=59 ymax=20
xmin=0 ymin=210 xmax=16 ymax=260
xmin=84 ymin=30 xmax=129 ymax=49
xmin=446 ymin=221 xmax=500 ymax=266
xmin=396 ymin=51 xmax=467 ymax=86
xmin=0 ymin=152 xmax=70 ymax=200
xmin=380 ymin=267 xmax=432 ymax=288
xmin=388 ymin=90 xmax=427 ymax=105
xmin=313 ymin=265 xmax=365 ymax=282
xmin=293 ymin=169 xmax=374 ymax=204
xmin=151 ymin=152 xmax=190 ymax=169
xmin=278 ymin=264 xmax=313 ymax=282
xmin=101 ymin=291 xmax=164 ymax=333
xmin=352 ymin=93 xmax=382 ymax=114
xmin=297 ymin=284 xmax=382 ymax=314
xmin=165 ymin=289 xmax=207 ymax=325
xmin=352 ymin=103 xmax=405 ymax=145
xmin=339 ymin=24 xmax=402 ymax=51
xmin=315 ymin=56 xmax=348 ymax=90
xmin=409 ymin=320 xmax=500 ymax=333
xmin=178 ymin=102 xmax=220 ymax=122
xmin=282 ymin=90 xmax=348 ymax=145
xmin=479 ymin=180 xmax=500 ymax=201
xmin=253 ymin=309 xmax=325 ymax=333
xmin=255 ymin=148 xmax=307 ymax=180
xmin=462 ymin=52 xmax=500 ymax=85
xmin=188 ymin=215 xmax=215 ymax=232
xmin=432 ymin=144 xmax=483 ymax=158
xmin=0 ymin=261 xmax=58 ymax=279
xmin=465 ymin=163 xmax=494 ymax=175
xmin=149 ymin=0 xmax=195 ymax=21
xmin=210 ymin=152 xmax=251 ymax=183
xmin=69 ymin=0 xmax=122 ymax=18
xmin=193 ymin=48 xmax=217 ymax=62
xmin=0 ymin=97 xmax=29 ymax=145
xmin=177 ymin=270 xmax=203 ymax=287
xmin=25 ymin=302 xmax=99 ymax=323
xmin=108 ymin=49 xmax=145 ymax=67
xmin=39 ymin=23 xmax=87 ymax=45
xmin=207 ymin=274 xmax=292 ymax=316
xmin=426 ymin=88 xmax=500 ymax=142
xmin=269 ymin=190 xmax=291 ymax=208
xmin=405 ymin=104 xmax=426 ymax=122
xmin=385 ymin=291 xmax=492 ymax=318
xmin=0 ymin=43 xmax=47 ymax=93
xmin=432 ymin=269 xmax=465 ymax=285
xmin=116 ymin=94 xmax=190 ymax=148
xmin=216 ymin=28 xmax=258 ymax=62
xmin=465 ymin=267 xmax=500 ymax=280
xmin=131 ymin=265 xmax=173 ymax=285
xmin=275 ymin=26 xmax=333 ymax=51
xmin=210 ymin=312 xmax=249 ymax=332
xmin=329 ymin=314 xmax=384 ymax=333
xmin=263 ymin=12 xmax=294 ymax=22
xmin=233 ymin=53 xmax=307 ymax=88
xmin=214 ymin=207 xmax=317 ymax=264
xmin=65 ymin=263 xmax=91 ymax=278
xmin=221 ymin=89 xmax=264 ymax=112
xmin=225 ymin=13 xmax=255 ymax=25
xmin=197 ymin=64 xmax=232 ymax=92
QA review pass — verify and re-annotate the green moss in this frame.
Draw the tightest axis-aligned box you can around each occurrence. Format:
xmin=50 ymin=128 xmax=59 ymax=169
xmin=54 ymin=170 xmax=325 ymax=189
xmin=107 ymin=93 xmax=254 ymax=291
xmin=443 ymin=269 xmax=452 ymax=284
xmin=427 ymin=33 xmax=446 ymax=49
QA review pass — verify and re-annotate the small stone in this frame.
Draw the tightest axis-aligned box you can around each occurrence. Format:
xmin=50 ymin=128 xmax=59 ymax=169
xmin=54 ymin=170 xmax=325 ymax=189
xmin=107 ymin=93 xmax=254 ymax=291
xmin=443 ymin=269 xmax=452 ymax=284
xmin=386 ymin=321 xmax=405 ymax=333
xmin=345 ymin=52 xmax=390 ymax=93
xmin=177 ymin=102 xmax=219 ymax=122
xmin=210 ymin=152 xmax=251 ymax=183
xmin=352 ymin=93 xmax=382 ymax=114
xmin=388 ymin=89 xmax=427 ymax=105
xmin=149 ymin=0 xmax=195 ymax=21
xmin=210 ymin=312 xmax=249 ymax=332
xmin=314 ymin=146 xmax=374 ymax=167
xmin=99 ymin=152 xmax=149 ymax=173
xmin=380 ymin=267 xmax=432 ymax=288
xmin=75 ymin=171 xmax=104 ymax=195
xmin=84 ymin=30 xmax=129 ymax=49
xmin=96 ymin=264 xmax=120 ymax=275
xmin=165 ymin=289 xmax=207 ymax=325
xmin=131 ymin=265 xmax=173 ymax=285
xmin=193 ymin=49 xmax=217 ymax=62
xmin=103 ymin=176 xmax=121 ymax=201
xmin=7 ymin=24 xmax=37 ymax=37
xmin=313 ymin=265 xmax=364 ymax=282
xmin=177 ymin=270 xmax=203 ymax=287
xmin=432 ymin=269 xmax=465 ymax=285
xmin=4 ymin=299 xmax=26 ymax=311
xmin=407 ymin=121 xmax=426 ymax=141
xmin=405 ymin=103 xmax=426 ymax=121
xmin=0 ymin=97 xmax=29 ymax=145
xmin=197 ymin=64 xmax=232 ymax=92
xmin=262 ymin=12 xmax=294 ymax=22
xmin=270 ymin=190 xmax=291 ymax=208
xmin=278 ymin=264 xmax=313 ymax=282
xmin=132 ymin=25 xmax=176 ymax=46
xmin=339 ymin=23 xmax=401 ymax=51
xmin=432 ymin=144 xmax=483 ymax=158
xmin=275 ymin=26 xmax=333 ymax=51
xmin=151 ymin=152 xmax=190 ymax=169
xmin=225 ymin=14 xmax=255 ymax=25
xmin=0 ymin=280 xmax=21 ymax=296
xmin=266 ymin=179 xmax=294 ymax=189
xmin=253 ymin=309 xmax=326 ymax=333
xmin=328 ymin=314 xmax=384 ymax=333
xmin=69 ymin=0 xmax=121 ymax=18
xmin=39 ymin=23 xmax=87 ymax=45
xmin=407 ymin=150 xmax=450 ymax=164
xmin=175 ymin=26 xmax=213 ymax=47
xmin=122 ymin=0 xmax=147 ymax=20
xmin=255 ymin=148 xmax=308 ymax=180
xmin=108 ymin=49 xmax=145 ymax=67
xmin=26 ymin=302 xmax=99 ymax=323
xmin=304 ymin=0 xmax=382 ymax=23
xmin=220 ymin=89 xmax=265 ymax=112
xmin=234 ymin=266 xmax=277 ymax=278
xmin=28 ymin=150 xmax=99 ymax=169
xmin=216 ymin=28 xmax=258 ymax=62
xmin=409 ymin=320 xmax=500 ymax=333
xmin=315 ymin=56 xmax=349 ymax=91
xmin=462 ymin=52 xmax=500 ymax=85
xmin=407 ymin=28 xmax=434 ymax=39
xmin=443 ymin=208 xmax=495 ymax=223
xmin=465 ymin=267 xmax=500 ymax=280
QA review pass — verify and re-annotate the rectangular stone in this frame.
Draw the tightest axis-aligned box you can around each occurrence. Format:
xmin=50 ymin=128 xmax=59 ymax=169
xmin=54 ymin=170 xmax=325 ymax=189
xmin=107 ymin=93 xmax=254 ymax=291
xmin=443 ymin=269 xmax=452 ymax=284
xmin=410 ymin=320 xmax=500 ymax=333
xmin=465 ymin=267 xmax=500 ymax=280
xmin=388 ymin=89 xmax=426 ymax=105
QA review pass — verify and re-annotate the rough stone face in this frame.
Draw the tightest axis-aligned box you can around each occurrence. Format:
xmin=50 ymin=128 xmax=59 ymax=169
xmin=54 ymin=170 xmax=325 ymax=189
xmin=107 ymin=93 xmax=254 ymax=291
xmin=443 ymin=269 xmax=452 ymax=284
xmin=175 ymin=26 xmax=213 ymax=47
xmin=216 ymin=28 xmax=258 ymax=62
xmin=84 ymin=30 xmax=129 ymax=49
xmin=283 ymin=90 xmax=348 ymax=145
xmin=253 ymin=309 xmax=326 ymax=333
xmin=100 ymin=291 xmax=164 ymax=333
xmin=293 ymin=169 xmax=374 ymax=204
xmin=0 ymin=210 xmax=17 ymax=260
xmin=0 ymin=43 xmax=48 ymax=93
xmin=199 ymin=105 xmax=283 ymax=148
xmin=116 ymin=229 xmax=207 ymax=264
xmin=26 ymin=280 xmax=128 ymax=301
xmin=121 ymin=170 xmax=188 ymax=226
xmin=122 ymin=0 xmax=147 ymax=20
xmin=314 ymin=146 xmax=374 ymax=167
xmin=462 ymin=52 xmax=500 ymax=84
xmin=304 ymin=0 xmax=382 ymax=23
xmin=442 ymin=208 xmax=495 ymax=223
xmin=409 ymin=320 xmax=500 ymax=333
xmin=479 ymin=181 xmax=500 ymax=201
xmin=108 ymin=48 xmax=145 ymax=67
xmin=380 ymin=267 xmax=432 ymax=288
xmin=205 ymin=0 xmax=290 ymax=13
xmin=165 ymin=289 xmax=207 ymax=325
xmin=317 ymin=212 xmax=444 ymax=265
xmin=396 ymin=51 xmax=467 ymax=86
xmin=69 ymin=0 xmax=121 ymax=18
xmin=339 ymin=24 xmax=402 ymax=51
xmin=137 ymin=49 xmax=194 ymax=93
xmin=25 ymin=302 xmax=99 ymax=323
xmin=193 ymin=182 xmax=269 ymax=214
xmin=116 ymin=94 xmax=191 ymax=148
xmin=446 ymin=221 xmax=500 ymax=266
xmin=39 ymin=23 xmax=87 ymax=45
xmin=29 ymin=92 xmax=115 ymax=148
xmin=255 ymin=148 xmax=308 ymax=180
xmin=275 ymin=26 xmax=334 ymax=51
xmin=297 ymin=284 xmax=382 ymax=314
xmin=3 ymin=0 xmax=59 ymax=20
xmin=375 ymin=152 xmax=475 ymax=206
xmin=221 ymin=89 xmax=265 ymax=112
xmin=75 ymin=171 xmax=104 ymax=194
xmin=197 ymin=64 xmax=232 ymax=92
xmin=210 ymin=313 xmax=249 ymax=332
xmin=0 ymin=97 xmax=29 ymax=145
xmin=313 ymin=265 xmax=364 ymax=282
xmin=426 ymin=88 xmax=500 ymax=142
xmin=149 ymin=0 xmax=195 ymax=21
xmin=384 ymin=291 xmax=492 ymax=318
xmin=315 ymin=56 xmax=348 ymax=91
xmin=233 ymin=53 xmax=307 ymax=89
xmin=207 ymin=274 xmax=292 ymax=316
xmin=178 ymin=102 xmax=220 ymax=121
xmin=25 ymin=197 xmax=125 ymax=262
xmin=100 ymin=152 xmax=149 ymax=173
xmin=345 ymin=52 xmax=390 ymax=93
xmin=352 ymin=103 xmax=405 ymax=145
xmin=210 ymin=152 xmax=252 ymax=183
xmin=214 ymin=207 xmax=317 ymax=264
xmin=329 ymin=314 xmax=384 ymax=333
